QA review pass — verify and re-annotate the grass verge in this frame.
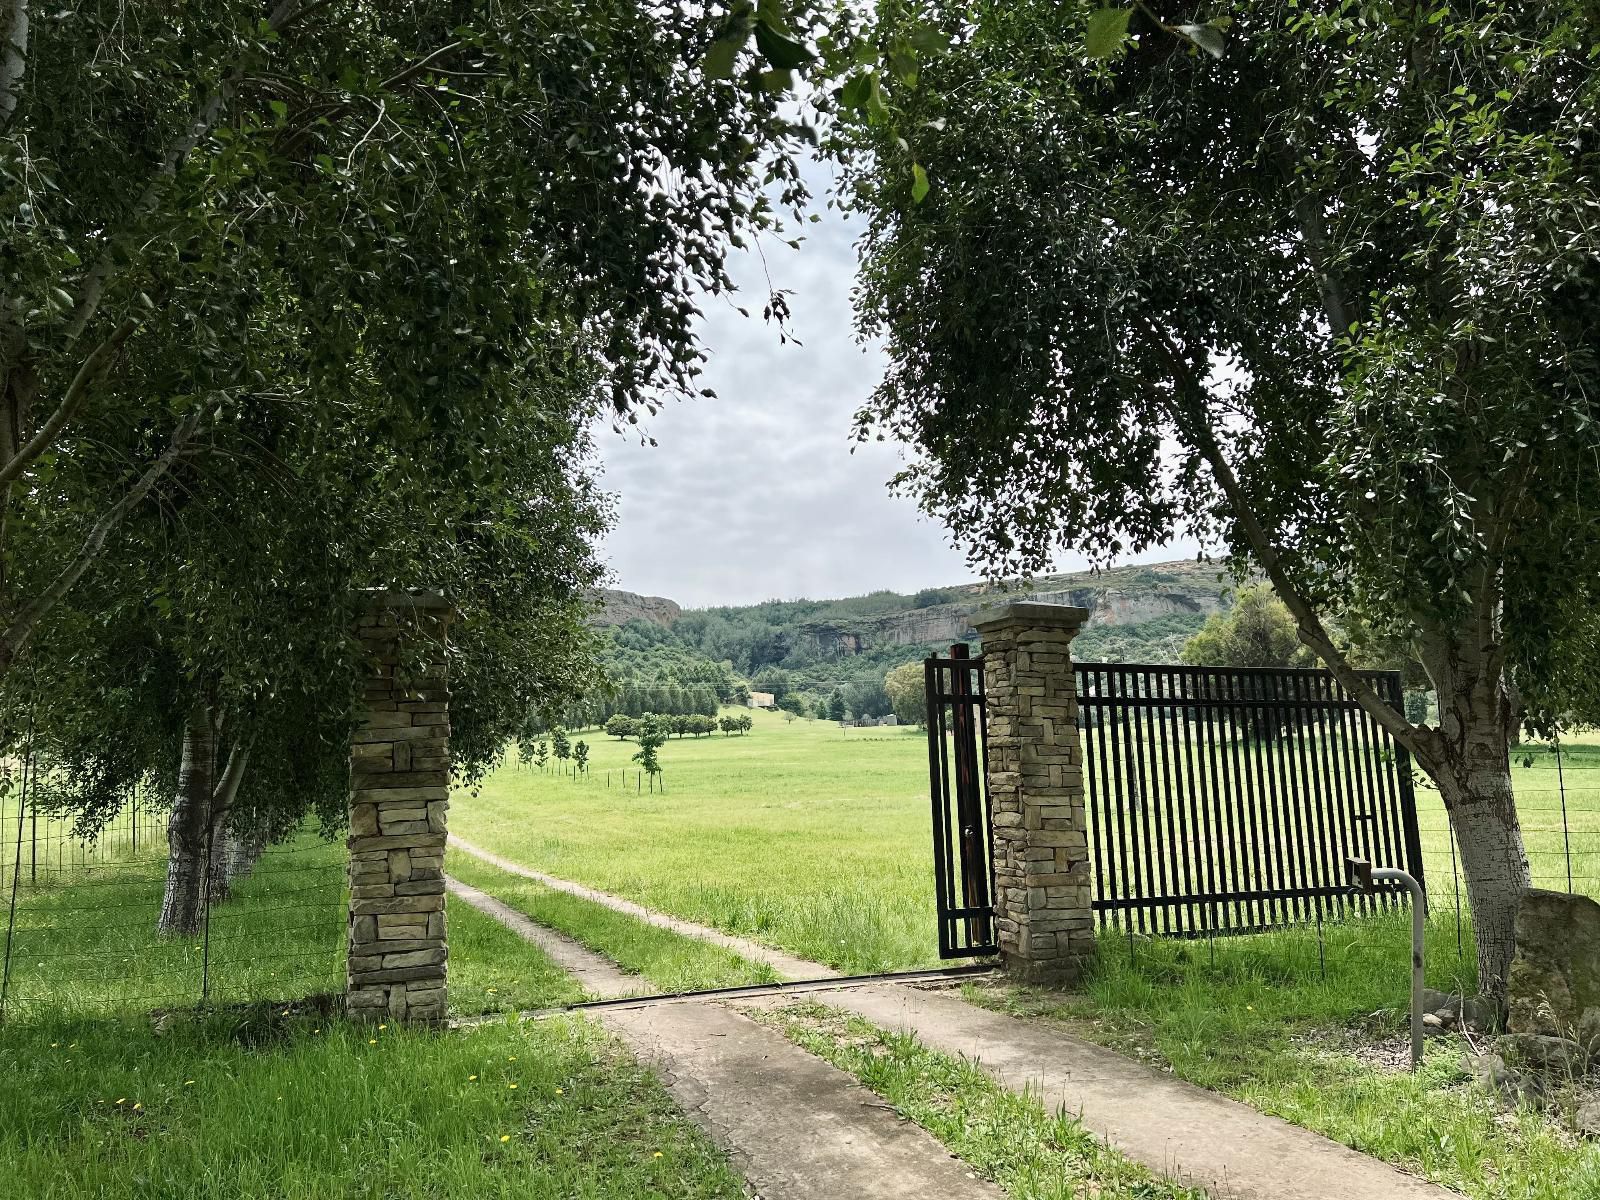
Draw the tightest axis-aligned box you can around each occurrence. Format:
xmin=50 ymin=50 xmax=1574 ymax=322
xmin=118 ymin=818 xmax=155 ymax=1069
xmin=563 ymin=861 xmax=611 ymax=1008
xmin=755 ymin=1000 xmax=1204 ymax=1200
xmin=0 ymin=1011 xmax=745 ymax=1199
xmin=964 ymin=916 xmax=1600 ymax=1200
xmin=445 ymin=852 xmax=777 ymax=993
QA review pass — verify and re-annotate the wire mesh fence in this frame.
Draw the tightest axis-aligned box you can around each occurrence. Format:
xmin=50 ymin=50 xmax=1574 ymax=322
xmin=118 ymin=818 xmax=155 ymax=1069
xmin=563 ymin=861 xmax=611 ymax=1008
xmin=2 ymin=789 xmax=347 ymax=1021
xmin=1416 ymin=738 xmax=1600 ymax=969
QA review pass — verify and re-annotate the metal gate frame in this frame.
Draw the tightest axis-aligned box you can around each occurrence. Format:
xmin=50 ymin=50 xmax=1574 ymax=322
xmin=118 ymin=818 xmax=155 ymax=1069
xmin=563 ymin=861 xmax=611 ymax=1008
xmin=924 ymin=645 xmax=998 ymax=958
xmin=1075 ymin=662 xmax=1425 ymax=936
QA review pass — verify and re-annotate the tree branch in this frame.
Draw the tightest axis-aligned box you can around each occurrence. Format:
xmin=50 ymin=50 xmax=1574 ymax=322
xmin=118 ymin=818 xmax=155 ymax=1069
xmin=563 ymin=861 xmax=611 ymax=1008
xmin=211 ymin=739 xmax=253 ymax=818
xmin=0 ymin=318 xmax=136 ymax=488
xmin=0 ymin=410 xmax=201 ymax=668
xmin=1133 ymin=317 xmax=1439 ymax=765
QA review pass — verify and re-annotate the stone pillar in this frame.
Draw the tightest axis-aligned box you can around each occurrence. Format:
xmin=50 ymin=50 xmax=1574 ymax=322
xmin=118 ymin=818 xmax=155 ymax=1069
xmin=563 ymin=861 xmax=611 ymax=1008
xmin=346 ymin=590 xmax=452 ymax=1024
xmin=973 ymin=602 xmax=1095 ymax=985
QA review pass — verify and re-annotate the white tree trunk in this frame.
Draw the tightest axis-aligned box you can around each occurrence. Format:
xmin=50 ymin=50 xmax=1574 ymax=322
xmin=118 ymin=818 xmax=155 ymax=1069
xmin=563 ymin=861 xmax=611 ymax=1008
xmin=158 ymin=705 xmax=215 ymax=937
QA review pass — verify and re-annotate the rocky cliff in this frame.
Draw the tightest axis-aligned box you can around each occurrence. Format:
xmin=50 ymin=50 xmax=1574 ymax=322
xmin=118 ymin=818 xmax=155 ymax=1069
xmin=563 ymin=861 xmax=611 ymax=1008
xmin=593 ymin=588 xmax=682 ymax=628
xmin=793 ymin=562 xmax=1230 ymax=658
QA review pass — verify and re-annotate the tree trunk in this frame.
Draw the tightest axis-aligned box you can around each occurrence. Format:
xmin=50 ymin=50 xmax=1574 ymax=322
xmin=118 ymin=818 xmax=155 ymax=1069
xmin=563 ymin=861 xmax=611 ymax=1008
xmin=158 ymin=705 xmax=216 ymax=937
xmin=1419 ymin=627 xmax=1531 ymax=1005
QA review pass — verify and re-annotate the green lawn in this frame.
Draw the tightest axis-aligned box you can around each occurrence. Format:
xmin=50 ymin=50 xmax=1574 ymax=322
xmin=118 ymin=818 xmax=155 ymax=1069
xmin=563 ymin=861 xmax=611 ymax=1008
xmin=452 ymin=709 xmax=940 ymax=973
xmin=0 ymin=822 xmax=583 ymax=1020
xmin=446 ymin=854 xmax=776 ymax=994
xmin=0 ymin=1012 xmax=745 ymax=1200
xmin=452 ymin=708 xmax=1600 ymax=971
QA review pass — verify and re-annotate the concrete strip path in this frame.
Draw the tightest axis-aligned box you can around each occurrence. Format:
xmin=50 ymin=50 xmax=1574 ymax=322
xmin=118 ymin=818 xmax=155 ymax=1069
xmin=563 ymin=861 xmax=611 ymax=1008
xmin=806 ymin=984 xmax=1460 ymax=1200
xmin=448 ymin=833 xmax=838 ymax=981
xmin=445 ymin=875 xmax=651 ymax=999
xmin=447 ymin=869 xmax=1001 ymax=1200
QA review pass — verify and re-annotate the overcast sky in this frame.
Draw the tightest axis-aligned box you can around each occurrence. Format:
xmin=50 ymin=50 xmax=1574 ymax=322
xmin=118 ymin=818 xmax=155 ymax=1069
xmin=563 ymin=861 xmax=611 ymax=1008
xmin=594 ymin=166 xmax=1188 ymax=610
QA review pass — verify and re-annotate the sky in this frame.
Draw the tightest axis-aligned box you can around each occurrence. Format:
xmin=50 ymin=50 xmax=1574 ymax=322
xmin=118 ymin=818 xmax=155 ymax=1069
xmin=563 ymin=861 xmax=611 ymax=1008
xmin=593 ymin=165 xmax=1190 ymax=610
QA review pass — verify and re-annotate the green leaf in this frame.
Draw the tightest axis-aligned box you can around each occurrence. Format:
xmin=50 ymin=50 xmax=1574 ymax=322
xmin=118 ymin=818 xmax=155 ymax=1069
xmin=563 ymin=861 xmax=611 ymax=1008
xmin=1085 ymin=8 xmax=1134 ymax=60
xmin=839 ymin=71 xmax=873 ymax=112
xmin=911 ymin=163 xmax=930 ymax=204
xmin=907 ymin=27 xmax=951 ymax=56
xmin=754 ymin=18 xmax=813 ymax=70
xmin=759 ymin=68 xmax=794 ymax=93
xmin=888 ymin=47 xmax=919 ymax=86
xmin=1175 ymin=24 xmax=1226 ymax=59
xmin=703 ymin=36 xmax=744 ymax=79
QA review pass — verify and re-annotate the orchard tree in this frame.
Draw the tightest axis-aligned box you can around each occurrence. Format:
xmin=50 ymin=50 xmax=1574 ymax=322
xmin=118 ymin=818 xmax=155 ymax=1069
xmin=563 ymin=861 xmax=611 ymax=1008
xmin=632 ymin=715 xmax=667 ymax=778
xmin=551 ymin=727 xmax=572 ymax=767
xmin=883 ymin=661 xmax=927 ymax=726
xmin=835 ymin=2 xmax=1600 ymax=997
xmin=605 ymin=714 xmax=637 ymax=741
xmin=573 ymin=740 xmax=589 ymax=774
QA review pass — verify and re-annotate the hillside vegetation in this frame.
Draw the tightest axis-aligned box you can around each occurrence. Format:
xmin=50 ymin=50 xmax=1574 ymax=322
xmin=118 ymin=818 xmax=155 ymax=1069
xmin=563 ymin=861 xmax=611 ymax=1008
xmin=587 ymin=560 xmax=1232 ymax=712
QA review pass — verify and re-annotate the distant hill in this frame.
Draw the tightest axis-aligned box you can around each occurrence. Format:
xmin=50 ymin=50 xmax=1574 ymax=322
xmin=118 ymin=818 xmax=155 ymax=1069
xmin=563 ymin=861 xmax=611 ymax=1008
xmin=591 ymin=560 xmax=1235 ymax=699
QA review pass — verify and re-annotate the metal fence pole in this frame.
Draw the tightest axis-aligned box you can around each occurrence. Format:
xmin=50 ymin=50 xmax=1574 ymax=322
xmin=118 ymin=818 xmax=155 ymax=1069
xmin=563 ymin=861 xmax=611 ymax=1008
xmin=1555 ymin=740 xmax=1573 ymax=894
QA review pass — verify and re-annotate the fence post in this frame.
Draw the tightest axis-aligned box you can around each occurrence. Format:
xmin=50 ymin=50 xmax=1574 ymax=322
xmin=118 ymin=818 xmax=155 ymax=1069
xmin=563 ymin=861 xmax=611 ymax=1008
xmin=973 ymin=602 xmax=1095 ymax=986
xmin=347 ymin=590 xmax=453 ymax=1026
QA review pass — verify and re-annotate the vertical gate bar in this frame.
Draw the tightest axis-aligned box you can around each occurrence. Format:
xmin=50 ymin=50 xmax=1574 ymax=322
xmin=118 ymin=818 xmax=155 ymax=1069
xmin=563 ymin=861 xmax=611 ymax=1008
xmin=1361 ymin=677 xmax=1405 ymax=896
xmin=1385 ymin=673 xmax=1427 ymax=893
xmin=1260 ymin=672 xmax=1297 ymax=925
xmin=1105 ymin=666 xmax=1134 ymax=935
xmin=1150 ymin=667 xmax=1189 ymax=932
xmin=1313 ymin=671 xmax=1355 ymax=921
xmin=1201 ymin=667 xmax=1242 ymax=933
xmin=976 ymin=661 xmax=998 ymax=940
xmin=1350 ymin=684 xmax=1397 ymax=910
xmin=937 ymin=670 xmax=961 ymax=950
xmin=1082 ymin=668 xmax=1109 ymax=928
xmin=1329 ymin=674 xmax=1375 ymax=915
xmin=1290 ymin=671 xmax=1334 ymax=919
xmin=1092 ymin=666 xmax=1119 ymax=931
xmin=923 ymin=657 xmax=954 ymax=957
xmin=1139 ymin=672 xmax=1177 ymax=934
xmin=948 ymin=645 xmax=991 ymax=950
xmin=1176 ymin=666 xmax=1213 ymax=935
xmin=1132 ymin=668 xmax=1162 ymax=934
xmin=1233 ymin=669 xmax=1273 ymax=929
xmin=1280 ymin=671 xmax=1318 ymax=924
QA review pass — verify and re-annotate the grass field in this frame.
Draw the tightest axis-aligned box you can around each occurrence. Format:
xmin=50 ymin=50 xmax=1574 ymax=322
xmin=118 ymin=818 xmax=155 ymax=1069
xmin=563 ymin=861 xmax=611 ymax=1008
xmin=0 ymin=1012 xmax=745 ymax=1199
xmin=451 ymin=707 xmax=1600 ymax=972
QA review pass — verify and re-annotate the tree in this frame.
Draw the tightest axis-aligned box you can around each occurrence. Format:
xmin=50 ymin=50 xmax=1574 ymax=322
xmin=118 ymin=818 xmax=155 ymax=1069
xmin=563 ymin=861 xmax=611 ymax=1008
xmin=0 ymin=1 xmax=815 ymax=689
xmin=738 ymin=713 xmax=754 ymax=735
xmin=884 ymin=662 xmax=927 ymax=726
xmin=827 ymin=691 xmax=847 ymax=723
xmin=718 ymin=715 xmax=739 ymax=736
xmin=777 ymin=693 xmax=806 ymax=717
xmin=533 ymin=741 xmax=550 ymax=772
xmin=1181 ymin=586 xmax=1313 ymax=670
xmin=844 ymin=679 xmax=892 ymax=720
xmin=573 ymin=740 xmax=589 ymax=775
xmin=604 ymin=714 xmax=637 ymax=741
xmin=551 ymin=727 xmax=572 ymax=766
xmin=632 ymin=715 xmax=667 ymax=778
xmin=835 ymin=1 xmax=1600 ymax=997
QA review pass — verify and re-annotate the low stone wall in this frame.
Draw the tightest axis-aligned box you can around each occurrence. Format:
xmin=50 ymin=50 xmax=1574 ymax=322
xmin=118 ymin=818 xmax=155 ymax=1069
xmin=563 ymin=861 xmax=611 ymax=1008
xmin=346 ymin=591 xmax=452 ymax=1024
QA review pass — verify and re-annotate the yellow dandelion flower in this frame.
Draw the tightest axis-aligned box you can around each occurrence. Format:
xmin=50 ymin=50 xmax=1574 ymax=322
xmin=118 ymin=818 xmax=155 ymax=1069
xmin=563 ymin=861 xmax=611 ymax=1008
xmin=499 ymin=1135 xmax=511 ymax=1143
xmin=184 ymin=1080 xmax=195 ymax=1086
xmin=114 ymin=1098 xmax=126 ymax=1106
xmin=378 ymin=1024 xmax=387 ymax=1030
xmin=486 ymin=988 xmax=497 ymax=994
xmin=555 ymin=1088 xmax=564 ymax=1095
xmin=507 ymin=1056 xmax=516 ymax=1061
xmin=653 ymin=1152 xmax=663 ymax=1159
xmin=468 ymin=1075 xmax=478 ymax=1081
xmin=132 ymin=1103 xmax=142 ymax=1112
xmin=49 ymin=1043 xmax=57 ymax=1049
xmin=369 ymin=1039 xmax=378 ymax=1045
xmin=507 ymin=1082 xmax=518 ymax=1090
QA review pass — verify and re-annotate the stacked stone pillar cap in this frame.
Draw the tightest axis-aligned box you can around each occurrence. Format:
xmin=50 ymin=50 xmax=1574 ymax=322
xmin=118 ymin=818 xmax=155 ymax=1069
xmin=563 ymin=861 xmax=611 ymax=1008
xmin=972 ymin=601 xmax=1091 ymax=635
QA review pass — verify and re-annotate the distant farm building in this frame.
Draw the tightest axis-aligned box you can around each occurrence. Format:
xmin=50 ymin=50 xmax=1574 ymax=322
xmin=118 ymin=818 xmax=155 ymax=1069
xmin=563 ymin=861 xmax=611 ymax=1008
xmin=747 ymin=691 xmax=776 ymax=709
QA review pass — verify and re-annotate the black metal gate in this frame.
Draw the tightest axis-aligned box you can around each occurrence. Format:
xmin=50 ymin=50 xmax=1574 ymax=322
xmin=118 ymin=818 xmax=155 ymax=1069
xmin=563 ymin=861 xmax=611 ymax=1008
xmin=924 ymin=645 xmax=997 ymax=958
xmin=1076 ymin=663 xmax=1424 ymax=935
